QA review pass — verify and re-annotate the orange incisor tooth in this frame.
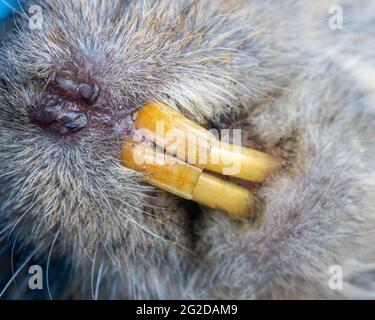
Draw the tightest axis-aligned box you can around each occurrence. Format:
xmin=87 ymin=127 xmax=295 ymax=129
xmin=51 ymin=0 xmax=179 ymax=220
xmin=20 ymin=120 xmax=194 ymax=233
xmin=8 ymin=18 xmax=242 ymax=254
xmin=133 ymin=102 xmax=281 ymax=183
xmin=121 ymin=141 xmax=254 ymax=219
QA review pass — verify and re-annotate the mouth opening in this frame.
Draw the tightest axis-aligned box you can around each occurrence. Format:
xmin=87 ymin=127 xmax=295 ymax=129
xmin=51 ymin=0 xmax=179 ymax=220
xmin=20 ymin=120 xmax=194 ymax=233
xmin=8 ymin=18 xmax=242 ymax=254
xmin=120 ymin=101 xmax=284 ymax=219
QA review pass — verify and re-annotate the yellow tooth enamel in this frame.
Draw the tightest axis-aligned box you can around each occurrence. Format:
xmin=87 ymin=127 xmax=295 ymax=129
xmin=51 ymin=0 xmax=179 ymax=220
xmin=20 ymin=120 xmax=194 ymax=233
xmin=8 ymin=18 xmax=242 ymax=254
xmin=121 ymin=141 xmax=254 ymax=219
xmin=122 ymin=140 xmax=201 ymax=199
xmin=206 ymin=141 xmax=281 ymax=183
xmin=133 ymin=102 xmax=280 ymax=182
xmin=133 ymin=102 xmax=213 ymax=169
xmin=192 ymin=172 xmax=254 ymax=219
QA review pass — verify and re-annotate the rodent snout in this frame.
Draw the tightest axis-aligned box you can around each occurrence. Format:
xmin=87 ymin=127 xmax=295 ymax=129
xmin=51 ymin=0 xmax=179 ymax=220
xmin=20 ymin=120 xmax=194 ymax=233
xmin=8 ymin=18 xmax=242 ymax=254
xmin=30 ymin=57 xmax=140 ymax=139
xmin=31 ymin=60 xmax=103 ymax=135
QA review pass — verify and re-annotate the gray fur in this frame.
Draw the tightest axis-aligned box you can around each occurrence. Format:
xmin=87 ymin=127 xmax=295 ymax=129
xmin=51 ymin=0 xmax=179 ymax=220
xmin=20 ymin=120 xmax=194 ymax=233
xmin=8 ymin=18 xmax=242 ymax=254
xmin=0 ymin=0 xmax=374 ymax=299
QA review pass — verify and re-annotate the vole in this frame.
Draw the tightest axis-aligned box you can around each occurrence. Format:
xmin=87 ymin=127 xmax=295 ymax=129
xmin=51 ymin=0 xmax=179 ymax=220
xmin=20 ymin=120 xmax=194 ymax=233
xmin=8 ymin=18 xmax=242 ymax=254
xmin=0 ymin=0 xmax=375 ymax=299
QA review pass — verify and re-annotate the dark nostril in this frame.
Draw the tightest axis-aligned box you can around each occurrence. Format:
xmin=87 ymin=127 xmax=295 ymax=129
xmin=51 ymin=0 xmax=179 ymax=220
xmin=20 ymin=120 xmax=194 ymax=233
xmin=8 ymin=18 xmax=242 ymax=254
xmin=78 ymin=82 xmax=100 ymax=104
xmin=34 ymin=104 xmax=61 ymax=126
xmin=52 ymin=71 xmax=101 ymax=105
xmin=78 ymin=83 xmax=93 ymax=100
xmin=33 ymin=103 xmax=88 ymax=135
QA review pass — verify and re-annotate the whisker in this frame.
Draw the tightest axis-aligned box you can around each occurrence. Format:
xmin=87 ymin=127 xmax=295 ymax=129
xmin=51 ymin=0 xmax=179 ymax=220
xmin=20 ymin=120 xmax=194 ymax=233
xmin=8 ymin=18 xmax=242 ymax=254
xmin=0 ymin=168 xmax=22 ymax=179
xmin=78 ymin=224 xmax=94 ymax=263
xmin=7 ymin=204 xmax=33 ymax=240
xmin=118 ymin=209 xmax=166 ymax=242
xmin=0 ymin=224 xmax=12 ymax=238
xmin=0 ymin=0 xmax=27 ymax=19
xmin=10 ymin=274 xmax=29 ymax=299
xmin=118 ymin=207 xmax=195 ymax=255
xmin=47 ymin=228 xmax=61 ymax=300
xmin=0 ymin=246 xmax=39 ymax=298
xmin=10 ymin=228 xmax=21 ymax=286
xmin=90 ymin=245 xmax=98 ymax=300
xmin=16 ymin=0 xmax=28 ymax=18
xmin=94 ymin=262 xmax=104 ymax=300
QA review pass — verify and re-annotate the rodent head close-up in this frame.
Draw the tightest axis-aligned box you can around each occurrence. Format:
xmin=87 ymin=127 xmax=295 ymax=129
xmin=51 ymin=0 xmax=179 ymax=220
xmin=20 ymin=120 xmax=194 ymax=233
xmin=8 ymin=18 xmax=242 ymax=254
xmin=0 ymin=0 xmax=375 ymax=300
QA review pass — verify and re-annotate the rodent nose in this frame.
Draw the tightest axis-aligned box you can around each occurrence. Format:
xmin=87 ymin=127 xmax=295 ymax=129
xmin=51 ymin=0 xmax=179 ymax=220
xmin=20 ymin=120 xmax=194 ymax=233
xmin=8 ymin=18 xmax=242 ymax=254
xmin=53 ymin=73 xmax=101 ymax=104
xmin=33 ymin=103 xmax=88 ymax=135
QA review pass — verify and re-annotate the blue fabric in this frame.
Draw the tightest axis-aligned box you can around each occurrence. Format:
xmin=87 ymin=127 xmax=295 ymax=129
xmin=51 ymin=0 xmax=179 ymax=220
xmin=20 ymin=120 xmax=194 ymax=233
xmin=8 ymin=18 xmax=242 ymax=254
xmin=0 ymin=0 xmax=21 ymax=20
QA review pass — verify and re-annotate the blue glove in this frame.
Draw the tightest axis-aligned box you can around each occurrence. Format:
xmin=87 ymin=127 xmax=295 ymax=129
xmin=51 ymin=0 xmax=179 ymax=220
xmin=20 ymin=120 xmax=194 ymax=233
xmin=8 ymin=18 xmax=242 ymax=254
xmin=0 ymin=0 xmax=21 ymax=20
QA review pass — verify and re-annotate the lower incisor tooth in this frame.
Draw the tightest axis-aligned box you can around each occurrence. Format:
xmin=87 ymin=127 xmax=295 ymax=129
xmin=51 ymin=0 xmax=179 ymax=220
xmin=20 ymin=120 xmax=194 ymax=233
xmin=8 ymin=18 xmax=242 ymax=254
xmin=192 ymin=172 xmax=254 ymax=219
xmin=121 ymin=141 xmax=254 ymax=219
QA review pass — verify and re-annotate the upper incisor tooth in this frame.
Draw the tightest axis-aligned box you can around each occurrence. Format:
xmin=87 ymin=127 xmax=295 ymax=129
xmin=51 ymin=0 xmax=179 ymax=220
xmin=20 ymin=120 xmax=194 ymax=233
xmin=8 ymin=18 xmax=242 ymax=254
xmin=134 ymin=102 xmax=212 ymax=168
xmin=206 ymin=141 xmax=281 ymax=183
xmin=134 ymin=102 xmax=281 ymax=182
